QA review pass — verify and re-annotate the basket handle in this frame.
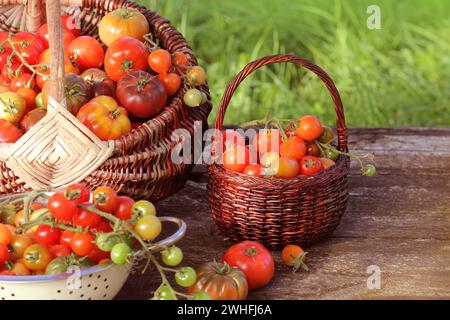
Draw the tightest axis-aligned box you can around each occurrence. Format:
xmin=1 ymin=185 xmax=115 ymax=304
xmin=215 ymin=54 xmax=348 ymax=150
xmin=44 ymin=0 xmax=66 ymax=104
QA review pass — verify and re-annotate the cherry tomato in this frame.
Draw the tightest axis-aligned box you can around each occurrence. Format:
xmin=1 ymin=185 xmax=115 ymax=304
xmin=0 ymin=223 xmax=13 ymax=245
xmin=175 ymin=267 xmax=197 ymax=287
xmin=363 ymin=164 xmax=377 ymax=177
xmin=19 ymin=108 xmax=46 ymax=132
xmin=114 ymin=196 xmax=135 ymax=220
xmin=183 ymin=88 xmax=203 ymax=107
xmin=306 ymin=140 xmax=320 ymax=156
xmin=110 ymin=243 xmax=131 ymax=265
xmin=135 ymin=215 xmax=162 ymax=241
xmin=222 ymin=145 xmax=250 ymax=173
xmin=49 ymin=244 xmax=72 ymax=257
xmin=91 ymin=219 xmax=113 ymax=233
xmin=296 ymin=115 xmax=323 ymax=141
xmin=48 ymin=192 xmax=78 ymax=222
xmin=73 ymin=205 xmax=101 ymax=230
xmin=93 ymin=186 xmax=119 ymax=213
xmin=148 ymin=49 xmax=172 ymax=74
xmin=318 ymin=126 xmax=334 ymax=144
xmin=280 ymin=136 xmax=306 ymax=161
xmin=186 ymin=66 xmax=206 ymax=86
xmin=299 ymin=155 xmax=323 ymax=175
xmin=244 ymin=164 xmax=263 ymax=177
xmin=0 ymin=119 xmax=23 ymax=143
xmin=172 ymin=51 xmax=189 ymax=74
xmin=11 ymin=262 xmax=30 ymax=275
xmin=35 ymin=225 xmax=62 ymax=247
xmin=70 ymin=233 xmax=95 ymax=256
xmin=322 ymin=148 xmax=340 ymax=162
xmin=157 ymin=72 xmax=181 ymax=96
xmin=65 ymin=183 xmax=91 ymax=204
xmin=17 ymin=87 xmax=38 ymax=112
xmin=161 ymin=246 xmax=183 ymax=266
xmin=10 ymin=73 xmax=35 ymax=91
xmin=131 ymin=200 xmax=156 ymax=219
xmin=281 ymin=244 xmax=308 ymax=272
xmin=9 ymin=36 xmax=40 ymax=65
xmin=10 ymin=234 xmax=33 ymax=260
xmin=276 ymin=157 xmax=299 ymax=178
xmin=223 ymin=241 xmax=274 ymax=290
xmin=36 ymin=24 xmax=76 ymax=49
xmin=259 ymin=152 xmax=280 ymax=176
xmin=68 ymin=36 xmax=105 ymax=72
xmin=59 ymin=230 xmax=74 ymax=247
xmin=87 ymin=245 xmax=110 ymax=263
xmin=0 ymin=243 xmax=9 ymax=265
xmin=23 ymin=244 xmax=52 ymax=271
xmin=252 ymin=129 xmax=282 ymax=156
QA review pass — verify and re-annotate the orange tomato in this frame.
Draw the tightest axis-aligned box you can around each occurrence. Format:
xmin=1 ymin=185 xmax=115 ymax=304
xmin=280 ymin=136 xmax=306 ymax=162
xmin=222 ymin=145 xmax=250 ymax=173
xmin=296 ymin=115 xmax=323 ymax=141
xmin=17 ymin=87 xmax=37 ymax=111
xmin=275 ymin=157 xmax=299 ymax=178
xmin=0 ymin=223 xmax=13 ymax=245
xmin=252 ymin=129 xmax=283 ymax=156
xmin=11 ymin=262 xmax=31 ymax=276
xmin=281 ymin=244 xmax=308 ymax=272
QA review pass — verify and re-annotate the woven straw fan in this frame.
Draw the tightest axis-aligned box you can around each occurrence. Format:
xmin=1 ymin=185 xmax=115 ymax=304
xmin=0 ymin=0 xmax=113 ymax=190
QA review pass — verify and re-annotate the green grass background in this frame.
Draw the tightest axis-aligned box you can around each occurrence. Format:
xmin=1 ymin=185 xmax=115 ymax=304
xmin=139 ymin=0 xmax=450 ymax=127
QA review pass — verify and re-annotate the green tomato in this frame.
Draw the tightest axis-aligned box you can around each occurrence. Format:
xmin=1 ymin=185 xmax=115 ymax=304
xmin=322 ymin=148 xmax=340 ymax=161
xmin=363 ymin=164 xmax=376 ymax=177
xmin=35 ymin=93 xmax=45 ymax=109
xmin=200 ymin=91 xmax=208 ymax=105
xmin=45 ymin=256 xmax=69 ymax=275
xmin=192 ymin=292 xmax=212 ymax=300
xmin=96 ymin=233 xmax=122 ymax=252
xmin=0 ymin=203 xmax=17 ymax=225
xmin=161 ymin=246 xmax=183 ymax=267
xmin=318 ymin=126 xmax=334 ymax=144
xmin=154 ymin=285 xmax=176 ymax=300
xmin=110 ymin=243 xmax=132 ymax=265
xmin=183 ymin=88 xmax=203 ymax=107
xmin=131 ymin=200 xmax=156 ymax=219
xmin=175 ymin=267 xmax=197 ymax=287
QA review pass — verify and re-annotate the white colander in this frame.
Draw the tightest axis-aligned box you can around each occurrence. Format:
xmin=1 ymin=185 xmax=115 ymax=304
xmin=0 ymin=192 xmax=186 ymax=300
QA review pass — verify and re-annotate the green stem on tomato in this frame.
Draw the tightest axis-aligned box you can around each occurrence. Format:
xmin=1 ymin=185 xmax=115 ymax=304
xmin=6 ymin=37 xmax=47 ymax=77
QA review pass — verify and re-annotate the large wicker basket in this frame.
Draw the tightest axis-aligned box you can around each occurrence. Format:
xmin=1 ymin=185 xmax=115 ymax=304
xmin=208 ymin=54 xmax=350 ymax=250
xmin=0 ymin=0 xmax=211 ymax=201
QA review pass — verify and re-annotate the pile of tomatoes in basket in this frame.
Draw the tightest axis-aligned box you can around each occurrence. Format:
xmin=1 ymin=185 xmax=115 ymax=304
xmin=221 ymin=115 xmax=340 ymax=178
xmin=0 ymin=7 xmax=207 ymax=143
xmin=0 ymin=183 xmax=162 ymax=276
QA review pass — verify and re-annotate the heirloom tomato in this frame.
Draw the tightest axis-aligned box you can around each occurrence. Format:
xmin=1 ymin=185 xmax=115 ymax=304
xmin=296 ymin=115 xmax=323 ymax=141
xmin=148 ymin=49 xmax=171 ymax=74
xmin=76 ymin=95 xmax=131 ymax=140
xmin=223 ymin=241 xmax=275 ymax=290
xmin=99 ymin=7 xmax=149 ymax=46
xmin=0 ymin=119 xmax=23 ymax=142
xmin=186 ymin=66 xmax=206 ymax=86
xmin=80 ymin=68 xmax=109 ymax=85
xmin=222 ymin=145 xmax=250 ymax=173
xmin=0 ymin=91 xmax=26 ymax=124
xmin=23 ymin=244 xmax=52 ymax=271
xmin=116 ymin=70 xmax=167 ymax=118
xmin=299 ymin=155 xmax=323 ymax=175
xmin=188 ymin=262 xmax=248 ymax=300
xmin=19 ymin=108 xmax=46 ymax=132
xmin=17 ymin=87 xmax=37 ymax=111
xmin=306 ymin=140 xmax=320 ymax=156
xmin=36 ymin=24 xmax=75 ymax=49
xmin=104 ymin=37 xmax=148 ymax=81
xmin=68 ymin=36 xmax=105 ymax=71
xmin=318 ymin=125 xmax=334 ymax=144
xmin=45 ymin=256 xmax=69 ymax=275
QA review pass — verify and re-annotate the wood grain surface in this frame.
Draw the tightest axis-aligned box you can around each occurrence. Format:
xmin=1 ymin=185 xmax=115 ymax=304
xmin=116 ymin=127 xmax=450 ymax=300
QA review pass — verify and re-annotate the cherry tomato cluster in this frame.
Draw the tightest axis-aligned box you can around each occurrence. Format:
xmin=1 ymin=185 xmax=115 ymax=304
xmin=0 ymin=8 xmax=207 ymax=144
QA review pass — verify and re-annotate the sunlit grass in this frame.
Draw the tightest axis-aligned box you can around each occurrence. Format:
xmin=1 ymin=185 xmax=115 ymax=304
xmin=139 ymin=0 xmax=450 ymax=127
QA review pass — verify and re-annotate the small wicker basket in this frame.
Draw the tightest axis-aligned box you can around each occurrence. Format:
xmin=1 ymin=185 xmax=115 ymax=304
xmin=0 ymin=0 xmax=211 ymax=201
xmin=208 ymin=54 xmax=350 ymax=250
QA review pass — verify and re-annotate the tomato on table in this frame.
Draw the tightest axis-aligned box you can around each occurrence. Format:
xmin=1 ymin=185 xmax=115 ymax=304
xmin=281 ymin=244 xmax=309 ymax=272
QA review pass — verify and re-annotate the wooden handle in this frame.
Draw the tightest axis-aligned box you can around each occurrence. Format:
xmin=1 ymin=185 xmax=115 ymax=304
xmin=215 ymin=54 xmax=348 ymax=150
xmin=45 ymin=0 xmax=65 ymax=104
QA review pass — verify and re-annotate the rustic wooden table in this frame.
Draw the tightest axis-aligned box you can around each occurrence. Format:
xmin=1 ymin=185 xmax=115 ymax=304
xmin=116 ymin=127 xmax=450 ymax=300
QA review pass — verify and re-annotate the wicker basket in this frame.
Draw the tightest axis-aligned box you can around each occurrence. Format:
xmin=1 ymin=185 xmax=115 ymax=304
xmin=208 ymin=54 xmax=350 ymax=250
xmin=0 ymin=0 xmax=212 ymax=201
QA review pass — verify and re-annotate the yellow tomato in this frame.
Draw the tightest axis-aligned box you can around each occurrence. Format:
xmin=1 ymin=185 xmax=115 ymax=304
xmin=99 ymin=7 xmax=150 ymax=47
xmin=0 ymin=92 xmax=26 ymax=124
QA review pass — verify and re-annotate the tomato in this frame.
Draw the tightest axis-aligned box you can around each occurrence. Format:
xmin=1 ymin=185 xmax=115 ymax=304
xmin=35 ymin=225 xmax=62 ymax=247
xmin=172 ymin=51 xmax=189 ymax=74
xmin=48 ymin=192 xmax=78 ymax=222
xmin=306 ymin=140 xmax=320 ymax=156
xmin=161 ymin=246 xmax=183 ymax=266
xmin=135 ymin=215 xmax=161 ymax=241
xmin=175 ymin=267 xmax=197 ymax=287
xmin=23 ymin=244 xmax=52 ymax=271
xmin=92 ymin=186 xmax=119 ymax=213
xmin=259 ymin=152 xmax=280 ymax=176
xmin=0 ymin=270 xmax=15 ymax=276
xmin=116 ymin=70 xmax=167 ymax=118
xmin=104 ymin=37 xmax=148 ymax=81
xmin=192 ymin=292 xmax=212 ymax=300
xmin=0 ymin=243 xmax=9 ymax=265
xmin=244 ymin=164 xmax=263 ymax=177
xmin=70 ymin=233 xmax=95 ymax=256
xmin=114 ymin=196 xmax=135 ymax=220
xmin=73 ymin=205 xmax=101 ymax=230
xmin=76 ymin=96 xmax=131 ymax=140
xmin=19 ymin=108 xmax=46 ymax=132
xmin=186 ymin=66 xmax=207 ymax=87
xmin=91 ymin=78 xmax=117 ymax=98
xmin=98 ymin=7 xmax=150 ymax=47
xmin=276 ymin=157 xmax=299 ymax=178
xmin=281 ymin=244 xmax=308 ymax=272
xmin=318 ymin=126 xmax=334 ymax=144
xmin=80 ymin=68 xmax=108 ymax=85
xmin=9 ymin=234 xmax=32 ymax=260
xmin=59 ymin=230 xmax=74 ymax=247
xmin=49 ymin=244 xmax=71 ymax=258
xmin=183 ymin=88 xmax=203 ymax=107
xmin=110 ymin=243 xmax=131 ymax=265
xmin=14 ymin=31 xmax=45 ymax=53
xmin=61 ymin=14 xmax=81 ymax=37
xmin=65 ymin=183 xmax=90 ymax=204
xmin=9 ymin=36 xmax=40 ymax=65
xmin=68 ymin=36 xmax=105 ymax=72
xmin=95 ymin=233 xmax=122 ymax=252
xmin=11 ymin=262 xmax=30 ymax=275
xmin=222 ymin=145 xmax=250 ymax=173
xmin=154 ymin=285 xmax=176 ymax=300
xmin=363 ymin=164 xmax=377 ymax=177
xmin=45 ymin=256 xmax=69 ymax=275
xmin=0 ymin=223 xmax=13 ymax=245
xmin=87 ymin=245 xmax=110 ymax=263
xmin=318 ymin=157 xmax=335 ymax=169
xmin=1 ymin=62 xmax=26 ymax=81
xmin=91 ymin=219 xmax=113 ymax=233
xmin=0 ymin=119 xmax=23 ymax=142
xmin=188 ymin=262 xmax=248 ymax=300
xmin=157 ymin=72 xmax=181 ymax=96
xmin=296 ymin=115 xmax=323 ymax=141
xmin=10 ymin=73 xmax=35 ymax=91
xmin=37 ymin=49 xmax=79 ymax=80
xmin=280 ymin=136 xmax=306 ymax=161
xmin=17 ymin=87 xmax=37 ymax=111
xmin=252 ymin=129 xmax=282 ymax=156
xmin=299 ymin=155 xmax=323 ymax=175
xmin=36 ymin=24 xmax=76 ymax=49
xmin=0 ymin=91 xmax=26 ymax=124
xmin=148 ymin=49 xmax=171 ymax=74
xmin=223 ymin=241 xmax=274 ymax=290
xmin=322 ymin=148 xmax=340 ymax=162
xmin=35 ymin=67 xmax=49 ymax=90
xmin=131 ymin=200 xmax=156 ymax=219
xmin=42 ymin=73 xmax=89 ymax=115
xmin=28 ymin=208 xmax=48 ymax=232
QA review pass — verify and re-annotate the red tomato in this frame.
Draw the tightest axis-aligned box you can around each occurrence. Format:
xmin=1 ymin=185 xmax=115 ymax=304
xmin=296 ymin=115 xmax=323 ymax=141
xmin=306 ymin=140 xmax=320 ymax=156
xmin=67 ymin=36 xmax=105 ymax=72
xmin=87 ymin=245 xmax=110 ymax=263
xmin=92 ymin=186 xmax=119 ymax=213
xmin=114 ymin=196 xmax=135 ymax=220
xmin=0 ymin=119 xmax=23 ymax=143
xmin=157 ymin=72 xmax=181 ymax=96
xmin=36 ymin=24 xmax=76 ymax=49
xmin=172 ymin=51 xmax=189 ymax=74
xmin=1 ymin=62 xmax=26 ymax=80
xmin=91 ymin=219 xmax=113 ymax=233
xmin=148 ymin=49 xmax=171 ymax=74
xmin=13 ymin=32 xmax=45 ymax=53
xmin=104 ymin=36 xmax=148 ymax=81
xmin=49 ymin=244 xmax=72 ymax=257
xmin=299 ymin=155 xmax=323 ymax=175
xmin=70 ymin=233 xmax=95 ymax=256
xmin=35 ymin=225 xmax=62 ymax=247
xmin=10 ymin=73 xmax=35 ymax=91
xmin=0 ymin=243 xmax=10 ymax=265
xmin=222 ymin=145 xmax=250 ymax=173
xmin=73 ymin=205 xmax=101 ymax=230
xmin=276 ymin=157 xmax=299 ymax=178
xmin=280 ymin=136 xmax=306 ymax=162
xmin=65 ymin=183 xmax=91 ymax=204
xmin=9 ymin=36 xmax=40 ymax=65
xmin=244 ymin=164 xmax=263 ymax=177
xmin=59 ymin=230 xmax=74 ymax=247
xmin=252 ymin=129 xmax=282 ymax=156
xmin=61 ymin=14 xmax=81 ymax=37
xmin=0 ymin=270 xmax=15 ymax=276
xmin=48 ymin=192 xmax=78 ymax=222
xmin=223 ymin=241 xmax=275 ymax=290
